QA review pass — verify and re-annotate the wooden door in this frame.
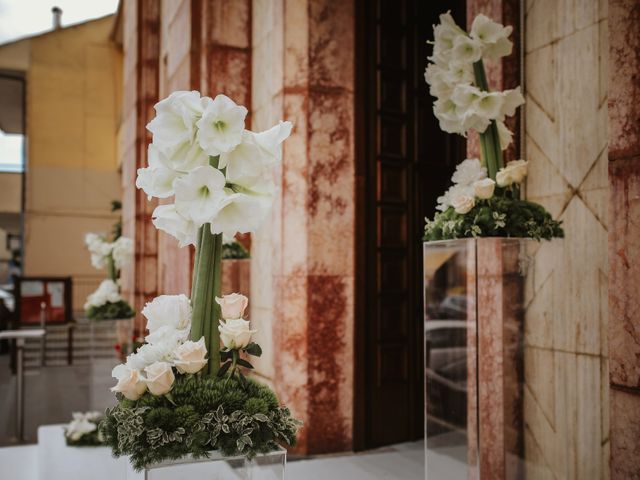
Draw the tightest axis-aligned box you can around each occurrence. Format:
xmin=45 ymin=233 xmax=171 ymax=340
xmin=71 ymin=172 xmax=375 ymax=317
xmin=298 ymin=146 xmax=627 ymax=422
xmin=355 ymin=0 xmax=466 ymax=448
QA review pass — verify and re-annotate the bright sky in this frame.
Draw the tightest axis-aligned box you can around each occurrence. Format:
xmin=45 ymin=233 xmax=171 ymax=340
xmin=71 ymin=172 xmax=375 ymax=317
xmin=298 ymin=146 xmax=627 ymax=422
xmin=0 ymin=0 xmax=118 ymax=171
xmin=0 ymin=0 xmax=118 ymax=44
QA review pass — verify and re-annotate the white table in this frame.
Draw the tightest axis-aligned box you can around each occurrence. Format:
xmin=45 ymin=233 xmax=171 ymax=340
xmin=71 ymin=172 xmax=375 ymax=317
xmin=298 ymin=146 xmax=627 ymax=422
xmin=37 ymin=425 xmax=129 ymax=480
xmin=0 ymin=329 xmax=45 ymax=441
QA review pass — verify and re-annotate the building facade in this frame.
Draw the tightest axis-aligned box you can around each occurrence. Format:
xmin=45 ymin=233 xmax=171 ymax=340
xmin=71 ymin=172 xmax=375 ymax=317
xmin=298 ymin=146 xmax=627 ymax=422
xmin=115 ymin=0 xmax=640 ymax=477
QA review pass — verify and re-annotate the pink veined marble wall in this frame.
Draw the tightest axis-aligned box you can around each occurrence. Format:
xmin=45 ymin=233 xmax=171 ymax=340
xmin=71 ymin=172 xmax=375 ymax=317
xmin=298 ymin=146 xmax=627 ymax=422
xmin=251 ymin=0 xmax=356 ymax=455
xmin=608 ymin=0 xmax=640 ymax=477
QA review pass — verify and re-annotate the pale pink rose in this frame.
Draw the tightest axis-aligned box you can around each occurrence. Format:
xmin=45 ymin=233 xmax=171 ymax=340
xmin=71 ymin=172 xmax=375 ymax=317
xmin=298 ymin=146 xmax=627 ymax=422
xmin=218 ymin=319 xmax=257 ymax=350
xmin=111 ymin=365 xmax=147 ymax=401
xmin=144 ymin=361 xmax=175 ymax=395
xmin=173 ymin=338 xmax=208 ymax=374
xmin=215 ymin=293 xmax=249 ymax=319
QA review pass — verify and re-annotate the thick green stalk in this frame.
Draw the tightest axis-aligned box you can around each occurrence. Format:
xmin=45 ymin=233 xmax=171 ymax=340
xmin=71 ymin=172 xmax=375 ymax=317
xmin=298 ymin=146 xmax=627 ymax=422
xmin=107 ymin=255 xmax=117 ymax=282
xmin=189 ymin=155 xmax=223 ymax=376
xmin=473 ymin=59 xmax=503 ymax=180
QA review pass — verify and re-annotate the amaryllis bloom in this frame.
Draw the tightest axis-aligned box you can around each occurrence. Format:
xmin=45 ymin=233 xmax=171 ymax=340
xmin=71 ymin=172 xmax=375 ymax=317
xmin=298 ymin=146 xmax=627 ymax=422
xmin=174 ymin=165 xmax=228 ymax=226
xmin=112 ymin=236 xmax=134 ymax=269
xmin=209 ymin=189 xmax=274 ymax=237
xmin=451 ymin=35 xmax=483 ymax=65
xmin=219 ymin=319 xmax=257 ymax=350
xmin=215 ymin=293 xmax=249 ymax=319
xmin=152 ymin=204 xmax=198 ymax=247
xmin=147 ymin=90 xmax=204 ymax=151
xmin=196 ymin=94 xmax=248 ymax=156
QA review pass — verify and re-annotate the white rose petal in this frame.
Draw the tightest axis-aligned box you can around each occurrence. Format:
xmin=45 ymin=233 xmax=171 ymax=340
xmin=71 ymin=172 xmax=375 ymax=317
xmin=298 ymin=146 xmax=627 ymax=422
xmin=496 ymin=159 xmax=528 ymax=187
xmin=173 ymin=337 xmax=208 ymax=374
xmin=111 ymin=365 xmax=147 ymax=400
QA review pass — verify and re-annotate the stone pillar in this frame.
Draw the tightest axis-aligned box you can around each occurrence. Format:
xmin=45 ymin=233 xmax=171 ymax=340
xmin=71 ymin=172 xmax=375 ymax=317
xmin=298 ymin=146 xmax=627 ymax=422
xmin=251 ymin=0 xmax=356 ymax=454
xmin=120 ymin=0 xmax=160 ymax=333
xmin=608 ymin=1 xmax=640 ymax=477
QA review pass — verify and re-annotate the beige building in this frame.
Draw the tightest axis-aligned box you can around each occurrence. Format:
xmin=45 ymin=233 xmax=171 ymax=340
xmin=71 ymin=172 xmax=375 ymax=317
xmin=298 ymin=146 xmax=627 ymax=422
xmin=0 ymin=15 xmax=122 ymax=310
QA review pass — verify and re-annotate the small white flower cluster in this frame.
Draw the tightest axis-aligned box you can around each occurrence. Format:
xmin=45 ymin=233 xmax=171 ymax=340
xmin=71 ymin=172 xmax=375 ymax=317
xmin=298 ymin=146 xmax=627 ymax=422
xmin=65 ymin=411 xmax=102 ymax=441
xmin=424 ymin=12 xmax=524 ymax=145
xmin=84 ymin=279 xmax=122 ymax=309
xmin=84 ymin=233 xmax=134 ymax=271
xmin=437 ymin=158 xmax=528 ymax=214
xmin=111 ymin=294 xmax=208 ymax=400
xmin=136 ymin=91 xmax=292 ymax=246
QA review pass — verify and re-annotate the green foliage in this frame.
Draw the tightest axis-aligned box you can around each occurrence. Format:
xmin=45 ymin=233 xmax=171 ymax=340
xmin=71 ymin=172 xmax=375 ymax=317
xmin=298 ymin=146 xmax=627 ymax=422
xmin=65 ymin=426 xmax=103 ymax=447
xmin=424 ymin=196 xmax=564 ymax=241
xmin=86 ymin=300 xmax=135 ymax=320
xmin=101 ymin=374 xmax=301 ymax=471
xmin=222 ymin=241 xmax=250 ymax=259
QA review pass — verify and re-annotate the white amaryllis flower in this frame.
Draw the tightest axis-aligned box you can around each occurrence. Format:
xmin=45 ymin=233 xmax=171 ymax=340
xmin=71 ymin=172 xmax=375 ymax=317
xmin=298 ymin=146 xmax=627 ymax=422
xmin=470 ymin=15 xmax=514 ymax=60
xmin=196 ymin=94 xmax=248 ymax=156
xmin=174 ymin=165 xmax=228 ymax=226
xmin=496 ymin=159 xmax=528 ymax=187
xmin=142 ymin=294 xmax=192 ymax=333
xmin=84 ymin=279 xmax=121 ymax=309
xmin=152 ymin=204 xmax=198 ymax=247
xmin=219 ymin=318 xmax=257 ymax=350
xmin=473 ymin=178 xmax=496 ymax=199
xmin=433 ymin=98 xmax=465 ymax=135
xmin=111 ymin=364 xmax=147 ymax=400
xmin=147 ymin=91 xmax=204 ymax=151
xmin=154 ymin=140 xmax=209 ymax=173
xmin=496 ymin=120 xmax=513 ymax=150
xmin=499 ymin=88 xmax=525 ymax=120
xmin=450 ymin=35 xmax=483 ymax=65
xmin=210 ymin=189 xmax=274 ymax=237
xmin=474 ymin=91 xmax=505 ymax=121
xmin=451 ymin=158 xmax=487 ymax=186
xmin=112 ymin=236 xmax=134 ymax=270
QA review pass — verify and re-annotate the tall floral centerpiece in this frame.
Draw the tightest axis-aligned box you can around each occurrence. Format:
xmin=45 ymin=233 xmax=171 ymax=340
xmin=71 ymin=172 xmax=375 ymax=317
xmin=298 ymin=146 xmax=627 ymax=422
xmin=423 ymin=13 xmax=563 ymax=240
xmin=84 ymin=233 xmax=135 ymax=320
xmin=101 ymin=92 xmax=299 ymax=471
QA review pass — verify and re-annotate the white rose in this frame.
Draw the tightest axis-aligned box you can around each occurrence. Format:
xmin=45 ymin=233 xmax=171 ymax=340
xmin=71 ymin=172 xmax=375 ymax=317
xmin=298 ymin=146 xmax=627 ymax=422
xmin=173 ymin=337 xmax=208 ymax=374
xmin=218 ymin=319 xmax=257 ymax=350
xmin=473 ymin=178 xmax=496 ymax=199
xmin=152 ymin=204 xmax=199 ymax=248
xmin=111 ymin=364 xmax=147 ymax=400
xmin=215 ymin=293 xmax=249 ymax=319
xmin=436 ymin=184 xmax=473 ymax=212
xmin=196 ymin=94 xmax=248 ymax=156
xmin=125 ymin=343 xmax=167 ymax=370
xmin=144 ymin=361 xmax=175 ymax=396
xmin=142 ymin=294 xmax=192 ymax=333
xmin=451 ymin=194 xmax=475 ymax=214
xmin=496 ymin=160 xmax=528 ymax=187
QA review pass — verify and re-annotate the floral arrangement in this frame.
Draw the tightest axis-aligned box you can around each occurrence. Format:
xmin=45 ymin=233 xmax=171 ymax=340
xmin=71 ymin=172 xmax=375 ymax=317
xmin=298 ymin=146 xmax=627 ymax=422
xmin=101 ymin=92 xmax=300 ymax=470
xmin=222 ymin=240 xmax=250 ymax=259
xmin=64 ymin=411 xmax=104 ymax=447
xmin=84 ymin=233 xmax=135 ymax=320
xmin=423 ymin=13 xmax=563 ymax=241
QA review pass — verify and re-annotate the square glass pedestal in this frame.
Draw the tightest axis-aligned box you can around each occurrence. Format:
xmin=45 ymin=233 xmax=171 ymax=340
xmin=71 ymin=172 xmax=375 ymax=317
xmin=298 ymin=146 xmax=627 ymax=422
xmin=125 ymin=448 xmax=286 ymax=480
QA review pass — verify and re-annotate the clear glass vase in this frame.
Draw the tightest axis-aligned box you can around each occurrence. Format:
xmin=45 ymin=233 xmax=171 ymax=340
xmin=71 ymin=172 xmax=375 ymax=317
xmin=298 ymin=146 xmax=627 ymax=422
xmin=423 ymin=238 xmax=533 ymax=480
xmin=124 ymin=448 xmax=286 ymax=480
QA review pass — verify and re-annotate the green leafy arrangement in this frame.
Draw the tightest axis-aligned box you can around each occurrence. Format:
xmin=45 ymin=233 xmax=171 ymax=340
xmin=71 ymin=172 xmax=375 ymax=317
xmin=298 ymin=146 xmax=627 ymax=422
xmin=86 ymin=300 xmax=135 ymax=320
xmin=64 ymin=412 xmax=104 ymax=447
xmin=222 ymin=241 xmax=250 ymax=259
xmin=65 ymin=429 xmax=103 ymax=447
xmin=424 ymin=194 xmax=564 ymax=241
xmin=101 ymin=375 xmax=300 ymax=471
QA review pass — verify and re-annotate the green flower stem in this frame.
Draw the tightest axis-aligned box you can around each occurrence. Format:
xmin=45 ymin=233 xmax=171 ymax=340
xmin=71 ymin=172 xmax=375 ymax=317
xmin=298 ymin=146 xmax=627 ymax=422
xmin=190 ymin=156 xmax=223 ymax=377
xmin=107 ymin=254 xmax=117 ymax=282
xmin=473 ymin=59 xmax=503 ymax=180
